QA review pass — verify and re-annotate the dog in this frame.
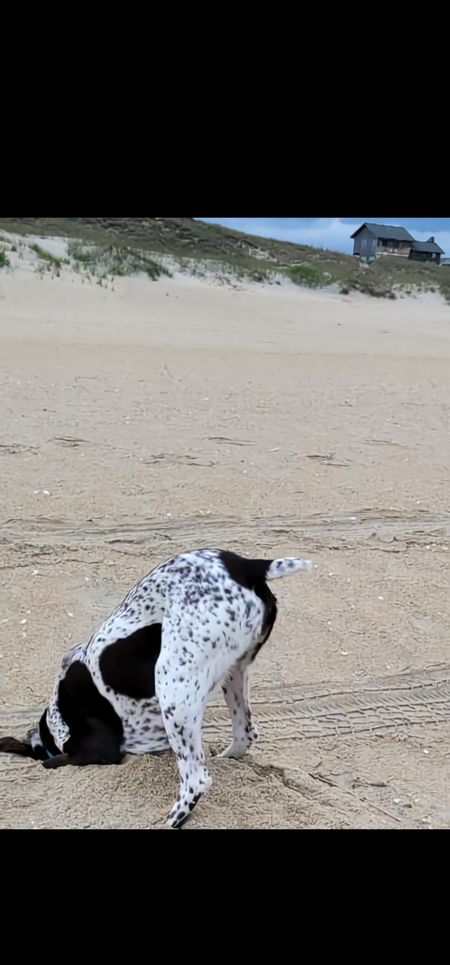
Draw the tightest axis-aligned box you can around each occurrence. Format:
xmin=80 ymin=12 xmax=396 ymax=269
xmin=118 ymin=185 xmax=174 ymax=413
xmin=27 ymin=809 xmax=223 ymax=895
xmin=0 ymin=548 xmax=312 ymax=828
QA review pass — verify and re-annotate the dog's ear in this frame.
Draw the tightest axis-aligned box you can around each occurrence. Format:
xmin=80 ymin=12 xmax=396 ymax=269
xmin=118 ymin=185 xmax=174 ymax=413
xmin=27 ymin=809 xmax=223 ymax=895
xmin=0 ymin=737 xmax=35 ymax=757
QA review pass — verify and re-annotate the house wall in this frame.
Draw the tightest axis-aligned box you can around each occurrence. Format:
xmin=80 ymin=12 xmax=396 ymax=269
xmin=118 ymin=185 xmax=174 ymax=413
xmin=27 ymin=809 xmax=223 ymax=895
xmin=353 ymin=227 xmax=377 ymax=259
xmin=409 ymin=250 xmax=441 ymax=265
xmin=377 ymin=241 xmax=411 ymax=257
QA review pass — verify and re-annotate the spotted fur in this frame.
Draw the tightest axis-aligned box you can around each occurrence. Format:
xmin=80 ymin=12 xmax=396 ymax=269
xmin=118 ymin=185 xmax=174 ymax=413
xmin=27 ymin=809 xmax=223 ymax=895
xmin=0 ymin=548 xmax=312 ymax=828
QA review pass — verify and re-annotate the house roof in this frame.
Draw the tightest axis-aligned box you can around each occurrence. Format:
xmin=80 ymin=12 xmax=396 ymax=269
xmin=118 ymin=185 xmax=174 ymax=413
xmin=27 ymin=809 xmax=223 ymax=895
xmin=351 ymin=222 xmax=415 ymax=242
xmin=411 ymin=239 xmax=444 ymax=254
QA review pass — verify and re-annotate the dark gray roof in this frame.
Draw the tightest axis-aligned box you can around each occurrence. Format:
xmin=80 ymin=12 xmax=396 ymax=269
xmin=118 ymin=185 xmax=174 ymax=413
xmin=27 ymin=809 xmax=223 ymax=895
xmin=411 ymin=240 xmax=444 ymax=254
xmin=351 ymin=222 xmax=415 ymax=242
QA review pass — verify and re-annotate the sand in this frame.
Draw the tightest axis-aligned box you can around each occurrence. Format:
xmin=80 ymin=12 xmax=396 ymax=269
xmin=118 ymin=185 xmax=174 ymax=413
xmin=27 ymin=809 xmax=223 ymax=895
xmin=1 ymin=249 xmax=450 ymax=828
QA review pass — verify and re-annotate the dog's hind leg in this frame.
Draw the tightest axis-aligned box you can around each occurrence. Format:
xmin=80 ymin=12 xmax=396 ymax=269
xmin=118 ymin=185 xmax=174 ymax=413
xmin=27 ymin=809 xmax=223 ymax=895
xmin=156 ymin=607 xmax=214 ymax=829
xmin=218 ymin=662 xmax=257 ymax=759
xmin=159 ymin=701 xmax=212 ymax=829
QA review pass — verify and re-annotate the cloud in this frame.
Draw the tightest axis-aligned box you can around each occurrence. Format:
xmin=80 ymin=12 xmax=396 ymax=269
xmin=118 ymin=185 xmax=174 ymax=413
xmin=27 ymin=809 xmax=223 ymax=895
xmin=196 ymin=218 xmax=449 ymax=258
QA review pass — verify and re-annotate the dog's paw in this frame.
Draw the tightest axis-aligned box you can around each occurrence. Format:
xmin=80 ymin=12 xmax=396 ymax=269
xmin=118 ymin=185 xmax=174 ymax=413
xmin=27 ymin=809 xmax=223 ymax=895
xmin=165 ymin=805 xmax=191 ymax=830
xmin=217 ymin=743 xmax=249 ymax=760
xmin=42 ymin=753 xmax=69 ymax=769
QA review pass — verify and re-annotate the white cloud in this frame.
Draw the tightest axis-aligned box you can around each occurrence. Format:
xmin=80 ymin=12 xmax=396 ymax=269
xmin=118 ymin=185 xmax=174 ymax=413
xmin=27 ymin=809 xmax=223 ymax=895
xmin=197 ymin=218 xmax=360 ymax=253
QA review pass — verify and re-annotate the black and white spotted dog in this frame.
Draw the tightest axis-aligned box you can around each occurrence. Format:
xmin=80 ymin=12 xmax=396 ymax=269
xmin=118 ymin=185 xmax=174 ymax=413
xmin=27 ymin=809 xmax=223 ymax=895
xmin=0 ymin=548 xmax=311 ymax=828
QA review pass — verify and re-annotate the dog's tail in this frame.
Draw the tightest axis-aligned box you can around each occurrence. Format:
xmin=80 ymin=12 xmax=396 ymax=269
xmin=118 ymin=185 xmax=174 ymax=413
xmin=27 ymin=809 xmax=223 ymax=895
xmin=265 ymin=557 xmax=312 ymax=581
xmin=0 ymin=736 xmax=40 ymax=760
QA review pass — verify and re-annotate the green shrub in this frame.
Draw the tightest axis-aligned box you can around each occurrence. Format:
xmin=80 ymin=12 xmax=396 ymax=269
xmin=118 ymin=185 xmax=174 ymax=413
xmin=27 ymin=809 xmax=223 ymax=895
xmin=283 ymin=264 xmax=330 ymax=288
xmin=0 ymin=247 xmax=10 ymax=268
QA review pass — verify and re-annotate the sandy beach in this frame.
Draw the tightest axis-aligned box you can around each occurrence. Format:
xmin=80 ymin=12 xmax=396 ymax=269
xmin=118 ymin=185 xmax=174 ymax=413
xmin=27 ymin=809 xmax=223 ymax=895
xmin=1 ymin=243 xmax=450 ymax=828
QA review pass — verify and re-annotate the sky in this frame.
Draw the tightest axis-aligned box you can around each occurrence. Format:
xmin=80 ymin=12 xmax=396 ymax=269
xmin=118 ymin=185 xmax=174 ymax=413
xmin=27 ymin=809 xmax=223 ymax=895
xmin=195 ymin=218 xmax=449 ymax=258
